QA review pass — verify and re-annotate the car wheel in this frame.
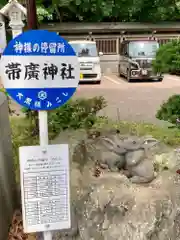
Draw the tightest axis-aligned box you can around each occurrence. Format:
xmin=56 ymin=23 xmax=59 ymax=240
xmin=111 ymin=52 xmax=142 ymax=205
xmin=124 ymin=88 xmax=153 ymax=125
xmin=127 ymin=78 xmax=132 ymax=82
xmin=158 ymin=77 xmax=163 ymax=82
xmin=154 ymin=77 xmax=163 ymax=82
xmin=94 ymin=80 xmax=101 ymax=84
xmin=118 ymin=64 xmax=123 ymax=77
xmin=126 ymin=69 xmax=132 ymax=82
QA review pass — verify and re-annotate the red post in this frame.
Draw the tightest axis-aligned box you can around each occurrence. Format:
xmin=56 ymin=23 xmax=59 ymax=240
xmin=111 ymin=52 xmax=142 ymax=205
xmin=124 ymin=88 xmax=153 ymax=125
xmin=26 ymin=0 xmax=38 ymax=30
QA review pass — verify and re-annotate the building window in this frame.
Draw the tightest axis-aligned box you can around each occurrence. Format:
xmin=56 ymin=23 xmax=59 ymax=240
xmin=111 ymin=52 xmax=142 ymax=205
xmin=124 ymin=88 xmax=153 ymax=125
xmin=96 ymin=39 xmax=117 ymax=55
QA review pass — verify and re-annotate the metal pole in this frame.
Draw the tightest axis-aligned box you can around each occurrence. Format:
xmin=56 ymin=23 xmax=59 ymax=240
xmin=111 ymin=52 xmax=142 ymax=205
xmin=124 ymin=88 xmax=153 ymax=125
xmin=26 ymin=0 xmax=38 ymax=29
xmin=26 ymin=1 xmax=52 ymax=239
xmin=39 ymin=111 xmax=48 ymax=146
xmin=38 ymin=111 xmax=52 ymax=240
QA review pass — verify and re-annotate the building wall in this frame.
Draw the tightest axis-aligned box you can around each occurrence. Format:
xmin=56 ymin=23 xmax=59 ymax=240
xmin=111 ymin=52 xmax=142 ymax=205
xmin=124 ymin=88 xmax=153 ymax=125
xmin=0 ymin=92 xmax=17 ymax=240
xmin=64 ymin=34 xmax=179 ymax=74
xmin=94 ymin=35 xmax=178 ymax=74
xmin=100 ymin=54 xmax=119 ymax=74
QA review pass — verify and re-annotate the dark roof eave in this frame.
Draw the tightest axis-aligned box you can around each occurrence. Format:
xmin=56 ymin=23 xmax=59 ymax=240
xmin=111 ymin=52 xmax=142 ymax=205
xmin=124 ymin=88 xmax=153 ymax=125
xmin=40 ymin=22 xmax=180 ymax=33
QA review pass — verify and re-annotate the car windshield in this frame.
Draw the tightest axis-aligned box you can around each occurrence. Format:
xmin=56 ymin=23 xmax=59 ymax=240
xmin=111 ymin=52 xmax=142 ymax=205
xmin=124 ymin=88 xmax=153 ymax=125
xmin=70 ymin=42 xmax=98 ymax=57
xmin=128 ymin=41 xmax=159 ymax=58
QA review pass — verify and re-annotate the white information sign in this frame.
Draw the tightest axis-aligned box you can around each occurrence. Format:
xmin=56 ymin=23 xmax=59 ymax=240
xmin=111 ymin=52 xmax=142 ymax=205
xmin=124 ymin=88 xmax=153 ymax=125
xmin=19 ymin=144 xmax=70 ymax=233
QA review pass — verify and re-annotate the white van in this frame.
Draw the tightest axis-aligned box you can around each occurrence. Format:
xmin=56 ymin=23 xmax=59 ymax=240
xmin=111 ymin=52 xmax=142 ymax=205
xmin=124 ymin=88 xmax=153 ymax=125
xmin=69 ymin=40 xmax=103 ymax=84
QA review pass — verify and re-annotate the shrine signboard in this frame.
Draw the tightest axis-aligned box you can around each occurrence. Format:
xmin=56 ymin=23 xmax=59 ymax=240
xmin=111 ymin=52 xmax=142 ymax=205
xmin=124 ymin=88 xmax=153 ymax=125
xmin=0 ymin=29 xmax=79 ymax=110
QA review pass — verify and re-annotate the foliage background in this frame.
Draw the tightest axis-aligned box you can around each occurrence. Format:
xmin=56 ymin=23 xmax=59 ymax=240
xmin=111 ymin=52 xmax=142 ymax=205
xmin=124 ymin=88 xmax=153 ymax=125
xmin=156 ymin=94 xmax=180 ymax=125
xmin=34 ymin=0 xmax=180 ymax=22
xmin=1 ymin=0 xmax=180 ymax=23
xmin=153 ymin=39 xmax=180 ymax=74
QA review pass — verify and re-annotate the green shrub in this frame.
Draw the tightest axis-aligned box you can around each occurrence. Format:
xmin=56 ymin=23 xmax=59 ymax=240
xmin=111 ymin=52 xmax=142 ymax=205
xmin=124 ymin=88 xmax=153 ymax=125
xmin=156 ymin=94 xmax=180 ymax=125
xmin=12 ymin=96 xmax=107 ymax=181
xmin=48 ymin=96 xmax=107 ymax=137
xmin=21 ymin=96 xmax=107 ymax=138
xmin=152 ymin=39 xmax=180 ymax=74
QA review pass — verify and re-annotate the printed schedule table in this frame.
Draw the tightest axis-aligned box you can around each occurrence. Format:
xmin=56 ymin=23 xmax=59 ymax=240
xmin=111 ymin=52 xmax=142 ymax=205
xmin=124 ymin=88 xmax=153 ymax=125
xmin=24 ymin=172 xmax=68 ymax=224
xmin=19 ymin=144 xmax=70 ymax=233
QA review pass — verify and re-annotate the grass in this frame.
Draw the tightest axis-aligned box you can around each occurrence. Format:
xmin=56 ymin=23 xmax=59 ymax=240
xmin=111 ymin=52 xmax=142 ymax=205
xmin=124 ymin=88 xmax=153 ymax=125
xmin=10 ymin=116 xmax=60 ymax=182
xmin=10 ymin=117 xmax=38 ymax=182
xmin=11 ymin=116 xmax=180 ymax=182
xmin=93 ymin=118 xmax=180 ymax=146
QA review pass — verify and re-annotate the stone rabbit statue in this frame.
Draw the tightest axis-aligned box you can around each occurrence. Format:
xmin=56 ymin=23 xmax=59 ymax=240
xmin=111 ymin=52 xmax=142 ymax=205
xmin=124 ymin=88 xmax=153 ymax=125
xmin=98 ymin=135 xmax=158 ymax=183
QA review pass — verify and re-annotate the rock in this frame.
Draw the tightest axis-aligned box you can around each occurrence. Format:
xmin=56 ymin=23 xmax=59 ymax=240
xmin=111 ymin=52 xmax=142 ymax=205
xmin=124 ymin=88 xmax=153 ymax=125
xmin=52 ymin=204 xmax=79 ymax=240
xmin=51 ymin=170 xmax=180 ymax=240
xmin=48 ymin=129 xmax=180 ymax=240
xmin=75 ymin=171 xmax=180 ymax=240
xmin=153 ymin=149 xmax=180 ymax=172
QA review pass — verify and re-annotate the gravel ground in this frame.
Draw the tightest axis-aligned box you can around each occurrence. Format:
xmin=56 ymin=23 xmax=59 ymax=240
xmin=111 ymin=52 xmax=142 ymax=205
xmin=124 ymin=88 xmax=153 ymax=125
xmin=2 ymin=74 xmax=180 ymax=125
xmin=74 ymin=74 xmax=180 ymax=126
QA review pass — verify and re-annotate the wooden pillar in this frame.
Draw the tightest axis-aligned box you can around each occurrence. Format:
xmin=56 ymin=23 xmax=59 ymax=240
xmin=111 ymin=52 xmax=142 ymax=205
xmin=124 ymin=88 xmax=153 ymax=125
xmin=26 ymin=0 xmax=38 ymax=29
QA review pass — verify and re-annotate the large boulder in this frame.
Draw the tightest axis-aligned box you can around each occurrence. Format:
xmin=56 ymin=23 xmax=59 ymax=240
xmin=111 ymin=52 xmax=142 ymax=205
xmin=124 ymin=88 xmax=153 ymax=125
xmin=47 ymin=130 xmax=180 ymax=240
xmin=75 ymin=171 xmax=180 ymax=240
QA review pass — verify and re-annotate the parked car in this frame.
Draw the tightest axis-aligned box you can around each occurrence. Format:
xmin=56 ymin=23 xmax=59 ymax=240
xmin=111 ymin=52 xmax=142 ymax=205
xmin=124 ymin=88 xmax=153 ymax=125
xmin=69 ymin=40 xmax=103 ymax=84
xmin=118 ymin=39 xmax=163 ymax=82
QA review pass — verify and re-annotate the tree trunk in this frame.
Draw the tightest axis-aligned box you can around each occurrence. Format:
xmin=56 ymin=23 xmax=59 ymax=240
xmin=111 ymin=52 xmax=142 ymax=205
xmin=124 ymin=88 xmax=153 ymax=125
xmin=54 ymin=5 xmax=63 ymax=22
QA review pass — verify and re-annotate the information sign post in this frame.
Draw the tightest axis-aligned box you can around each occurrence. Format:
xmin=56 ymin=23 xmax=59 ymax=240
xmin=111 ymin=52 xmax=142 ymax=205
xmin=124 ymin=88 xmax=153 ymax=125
xmin=39 ymin=110 xmax=49 ymax=240
xmin=0 ymin=29 xmax=80 ymax=240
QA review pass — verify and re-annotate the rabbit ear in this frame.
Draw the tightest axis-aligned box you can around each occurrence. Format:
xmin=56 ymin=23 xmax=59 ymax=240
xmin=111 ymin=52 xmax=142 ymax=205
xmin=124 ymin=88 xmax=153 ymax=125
xmin=143 ymin=137 xmax=159 ymax=148
xmin=113 ymin=135 xmax=125 ymax=145
xmin=101 ymin=137 xmax=115 ymax=150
